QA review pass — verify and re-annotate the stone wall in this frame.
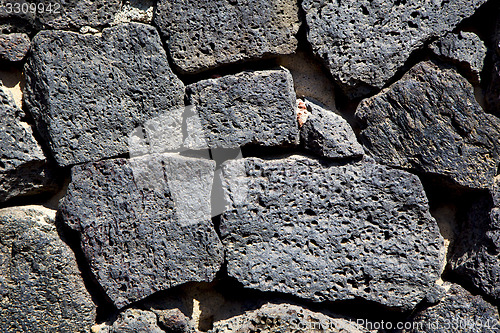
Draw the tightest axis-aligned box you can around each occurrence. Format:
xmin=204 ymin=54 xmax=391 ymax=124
xmin=1 ymin=0 xmax=500 ymax=332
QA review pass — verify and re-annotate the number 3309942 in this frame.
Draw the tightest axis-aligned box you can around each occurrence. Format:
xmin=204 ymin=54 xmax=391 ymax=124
xmin=2 ymin=2 xmax=61 ymax=14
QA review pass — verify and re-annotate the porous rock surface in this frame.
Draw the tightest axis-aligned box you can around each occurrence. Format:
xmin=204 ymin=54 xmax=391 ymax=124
xmin=0 ymin=0 xmax=120 ymax=33
xmin=210 ymin=303 xmax=371 ymax=333
xmin=154 ymin=0 xmax=300 ymax=73
xmin=429 ymin=31 xmax=487 ymax=83
xmin=449 ymin=176 xmax=500 ymax=301
xmin=97 ymin=309 xmax=165 ymax=333
xmin=355 ymin=61 xmax=500 ymax=190
xmin=300 ymin=99 xmax=363 ymax=159
xmin=0 ymin=206 xmax=96 ymax=332
xmin=302 ymin=0 xmax=487 ymax=96
xmin=186 ymin=69 xmax=299 ymax=149
xmin=0 ymin=88 xmax=56 ymax=202
xmin=220 ymin=155 xmax=445 ymax=310
xmin=0 ymin=33 xmax=30 ymax=61
xmin=24 ymin=22 xmax=185 ymax=167
xmin=404 ymin=283 xmax=500 ymax=333
xmin=59 ymin=153 xmax=224 ymax=308
xmin=486 ymin=10 xmax=500 ymax=114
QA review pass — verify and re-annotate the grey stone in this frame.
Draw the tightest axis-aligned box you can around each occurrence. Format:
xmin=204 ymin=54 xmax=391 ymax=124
xmin=0 ymin=1 xmax=37 ymax=34
xmin=99 ymin=309 xmax=164 ymax=333
xmin=153 ymin=308 xmax=195 ymax=333
xmin=0 ymin=206 xmax=96 ymax=332
xmin=220 ymin=155 xmax=445 ymax=310
xmin=0 ymin=89 xmax=57 ymax=202
xmin=449 ymin=176 xmax=500 ymax=301
xmin=355 ymin=61 xmax=500 ymax=190
xmin=59 ymin=153 xmax=224 ymax=308
xmin=186 ymin=69 xmax=299 ymax=149
xmin=429 ymin=31 xmax=487 ymax=83
xmin=404 ymin=283 xmax=500 ymax=333
xmin=210 ymin=303 xmax=372 ymax=333
xmin=154 ymin=0 xmax=300 ymax=73
xmin=486 ymin=12 xmax=500 ymax=114
xmin=111 ymin=0 xmax=155 ymax=26
xmin=302 ymin=0 xmax=487 ymax=96
xmin=300 ymin=99 xmax=363 ymax=159
xmin=24 ymin=23 xmax=185 ymax=167
xmin=0 ymin=33 xmax=30 ymax=61
xmin=0 ymin=0 xmax=120 ymax=33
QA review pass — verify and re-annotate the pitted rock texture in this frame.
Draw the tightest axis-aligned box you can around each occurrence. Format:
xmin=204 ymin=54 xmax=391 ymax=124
xmin=0 ymin=206 xmax=96 ymax=332
xmin=98 ymin=309 xmax=164 ymax=333
xmin=154 ymin=0 xmax=300 ymax=73
xmin=186 ymin=69 xmax=299 ymax=149
xmin=300 ymin=99 xmax=363 ymax=159
xmin=220 ymin=156 xmax=445 ymax=310
xmin=429 ymin=31 xmax=486 ymax=84
xmin=355 ymin=61 xmax=500 ymax=190
xmin=210 ymin=303 xmax=371 ymax=333
xmin=449 ymin=177 xmax=500 ymax=301
xmin=0 ymin=0 xmax=120 ymax=33
xmin=24 ymin=23 xmax=185 ymax=167
xmin=0 ymin=89 xmax=56 ymax=202
xmin=59 ymin=153 xmax=224 ymax=308
xmin=486 ymin=12 xmax=500 ymax=114
xmin=302 ymin=0 xmax=487 ymax=96
xmin=404 ymin=283 xmax=500 ymax=333
xmin=0 ymin=33 xmax=30 ymax=61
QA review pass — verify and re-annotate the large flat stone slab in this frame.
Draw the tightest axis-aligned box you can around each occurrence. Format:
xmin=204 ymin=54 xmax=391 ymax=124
xmin=154 ymin=0 xmax=300 ymax=73
xmin=60 ymin=153 xmax=224 ymax=308
xmin=24 ymin=23 xmax=185 ymax=167
xmin=355 ymin=61 xmax=500 ymax=190
xmin=302 ymin=0 xmax=486 ymax=96
xmin=186 ymin=69 xmax=299 ymax=149
xmin=0 ymin=206 xmax=96 ymax=332
xmin=220 ymin=156 xmax=445 ymax=310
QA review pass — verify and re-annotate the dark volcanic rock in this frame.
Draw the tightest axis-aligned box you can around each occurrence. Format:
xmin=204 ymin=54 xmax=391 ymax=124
xmin=0 ymin=206 xmax=96 ymax=332
xmin=220 ymin=156 xmax=445 ymax=310
xmin=302 ymin=0 xmax=486 ymax=96
xmin=355 ymin=61 xmax=500 ymax=190
xmin=210 ymin=303 xmax=370 ymax=333
xmin=0 ymin=33 xmax=30 ymax=61
xmin=0 ymin=89 xmax=57 ymax=202
xmin=24 ymin=23 xmax=185 ymax=167
xmin=429 ymin=31 xmax=486 ymax=84
xmin=154 ymin=0 xmax=300 ymax=73
xmin=486 ymin=12 xmax=500 ymax=114
xmin=59 ymin=153 xmax=223 ymax=308
xmin=0 ymin=0 xmax=120 ymax=33
xmin=405 ymin=283 xmax=500 ymax=333
xmin=300 ymin=99 xmax=363 ymax=159
xmin=99 ymin=309 xmax=164 ymax=333
xmin=186 ymin=69 xmax=299 ymax=149
xmin=449 ymin=177 xmax=500 ymax=301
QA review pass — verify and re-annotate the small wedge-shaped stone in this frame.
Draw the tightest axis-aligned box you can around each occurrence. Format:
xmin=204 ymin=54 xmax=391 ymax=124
xmin=302 ymin=0 xmax=486 ymax=96
xmin=449 ymin=177 xmax=500 ymax=301
xmin=60 ymin=153 xmax=223 ymax=308
xmin=98 ymin=309 xmax=165 ymax=333
xmin=186 ymin=69 xmax=299 ymax=149
xmin=0 ymin=89 xmax=57 ymax=202
xmin=300 ymin=99 xmax=363 ymax=159
xmin=0 ymin=33 xmax=30 ymax=62
xmin=154 ymin=0 xmax=300 ymax=73
xmin=24 ymin=23 xmax=185 ymax=167
xmin=429 ymin=31 xmax=486 ymax=84
xmin=0 ymin=206 xmax=96 ymax=332
xmin=403 ymin=283 xmax=500 ymax=333
xmin=355 ymin=61 xmax=500 ymax=190
xmin=220 ymin=156 xmax=445 ymax=311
